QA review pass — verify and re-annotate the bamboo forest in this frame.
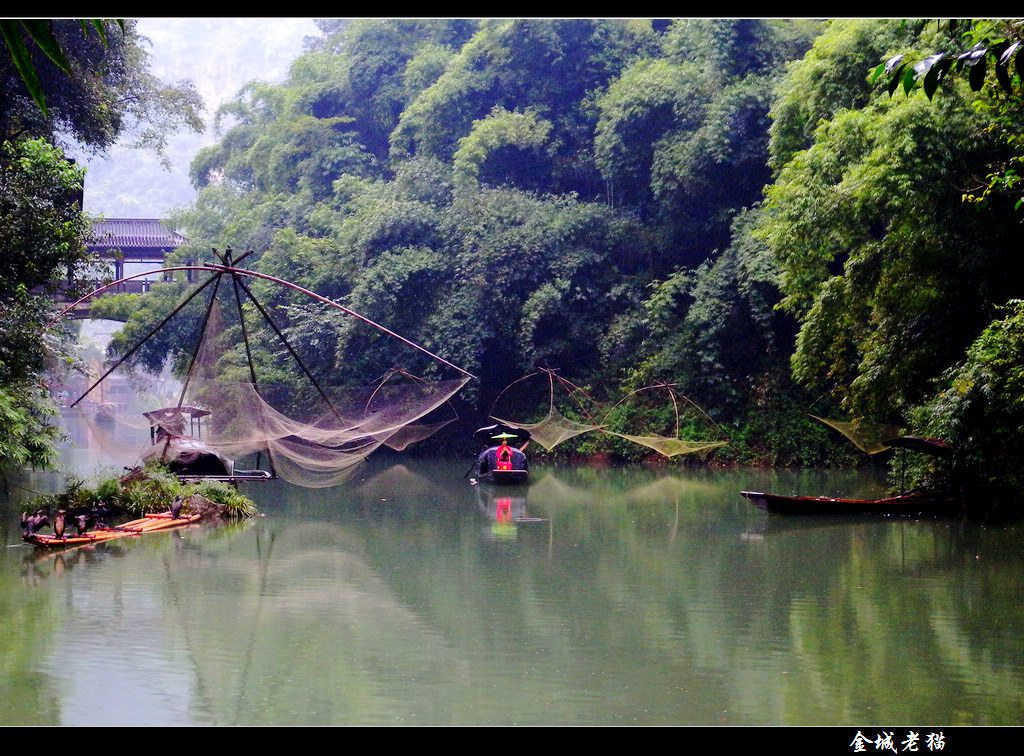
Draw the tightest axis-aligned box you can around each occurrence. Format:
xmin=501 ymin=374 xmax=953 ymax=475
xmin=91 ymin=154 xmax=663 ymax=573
xmin=73 ymin=18 xmax=1024 ymax=517
xmin=2 ymin=18 xmax=1024 ymax=729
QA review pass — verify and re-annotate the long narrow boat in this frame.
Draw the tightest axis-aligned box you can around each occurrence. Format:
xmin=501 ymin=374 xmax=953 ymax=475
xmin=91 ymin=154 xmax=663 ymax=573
xmin=739 ymin=490 xmax=953 ymax=516
xmin=23 ymin=511 xmax=202 ymax=549
xmin=476 ymin=467 xmax=530 ymax=485
xmin=470 ymin=425 xmax=530 ymax=486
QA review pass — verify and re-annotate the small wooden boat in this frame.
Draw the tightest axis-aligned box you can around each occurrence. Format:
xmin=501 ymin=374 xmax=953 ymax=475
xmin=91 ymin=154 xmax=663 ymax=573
xmin=471 ymin=441 xmax=529 ymax=485
xmin=469 ymin=424 xmax=530 ymax=485
xmin=142 ymin=406 xmax=234 ymax=477
xmin=23 ymin=511 xmax=202 ymax=549
xmin=740 ymin=490 xmax=953 ymax=516
xmin=476 ymin=467 xmax=530 ymax=485
xmin=141 ymin=406 xmax=274 ymax=484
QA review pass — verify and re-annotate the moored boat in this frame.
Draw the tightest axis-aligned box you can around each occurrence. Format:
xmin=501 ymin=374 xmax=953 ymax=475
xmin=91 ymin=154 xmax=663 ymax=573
xmin=469 ymin=423 xmax=530 ymax=485
xmin=476 ymin=466 xmax=530 ymax=485
xmin=740 ymin=429 xmax=959 ymax=516
xmin=141 ymin=405 xmax=273 ymax=483
xmin=740 ymin=489 xmax=953 ymax=516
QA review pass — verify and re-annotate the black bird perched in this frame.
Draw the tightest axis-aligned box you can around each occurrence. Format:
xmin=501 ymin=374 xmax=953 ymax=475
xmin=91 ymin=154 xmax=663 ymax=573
xmin=170 ymin=495 xmax=185 ymax=520
xmin=21 ymin=509 xmax=49 ymax=536
xmin=91 ymin=504 xmax=113 ymax=530
xmin=53 ymin=509 xmax=67 ymax=540
xmin=74 ymin=511 xmax=95 ymax=536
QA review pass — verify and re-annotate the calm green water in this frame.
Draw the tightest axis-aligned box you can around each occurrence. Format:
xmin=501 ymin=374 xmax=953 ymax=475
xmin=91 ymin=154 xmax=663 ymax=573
xmin=2 ymin=456 xmax=1022 ymax=726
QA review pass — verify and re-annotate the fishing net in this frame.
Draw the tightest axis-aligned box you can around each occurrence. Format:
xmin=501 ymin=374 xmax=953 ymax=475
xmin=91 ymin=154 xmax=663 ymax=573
xmin=491 ymin=405 xmax=604 ymax=451
xmin=178 ymin=373 xmax=467 ymax=487
xmin=488 ymin=369 xmax=605 ymax=451
xmin=66 ymin=261 xmax=470 ymax=487
xmin=600 ymin=432 xmax=727 ymax=458
xmin=61 ymin=345 xmax=184 ymax=470
xmin=809 ymin=415 xmax=904 ymax=455
xmin=376 ymin=419 xmax=458 ymax=452
xmin=597 ymin=382 xmax=728 ymax=458
xmin=164 ymin=298 xmax=467 ymax=487
xmin=490 ymin=370 xmax=727 ymax=458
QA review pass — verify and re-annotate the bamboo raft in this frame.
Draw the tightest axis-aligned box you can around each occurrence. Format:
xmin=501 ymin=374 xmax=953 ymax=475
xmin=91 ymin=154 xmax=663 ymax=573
xmin=23 ymin=511 xmax=202 ymax=549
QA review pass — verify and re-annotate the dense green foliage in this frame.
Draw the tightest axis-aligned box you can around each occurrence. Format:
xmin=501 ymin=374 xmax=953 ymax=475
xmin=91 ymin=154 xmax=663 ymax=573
xmin=762 ymin=19 xmax=1024 ymax=512
xmin=95 ymin=18 xmax=1024 ymax=514
xmin=145 ymin=19 xmax=839 ymax=465
xmin=0 ymin=138 xmax=93 ymax=470
xmin=875 ymin=20 xmax=1024 ymax=217
xmin=1 ymin=20 xmax=202 ymax=158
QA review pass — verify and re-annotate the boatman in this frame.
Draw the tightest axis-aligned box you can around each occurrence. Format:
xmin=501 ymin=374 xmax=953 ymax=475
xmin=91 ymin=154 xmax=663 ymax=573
xmin=477 ymin=436 xmax=528 ymax=473
xmin=496 ymin=439 xmax=514 ymax=470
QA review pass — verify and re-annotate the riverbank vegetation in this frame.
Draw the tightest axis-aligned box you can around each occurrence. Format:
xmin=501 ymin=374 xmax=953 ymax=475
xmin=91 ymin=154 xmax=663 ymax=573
xmin=5 ymin=19 xmax=1024 ymax=517
xmin=140 ymin=19 xmax=847 ymax=468
xmin=28 ymin=461 xmax=258 ymax=520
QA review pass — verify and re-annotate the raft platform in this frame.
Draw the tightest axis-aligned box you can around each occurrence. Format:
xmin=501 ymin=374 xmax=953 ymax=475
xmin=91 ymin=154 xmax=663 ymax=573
xmin=23 ymin=511 xmax=202 ymax=549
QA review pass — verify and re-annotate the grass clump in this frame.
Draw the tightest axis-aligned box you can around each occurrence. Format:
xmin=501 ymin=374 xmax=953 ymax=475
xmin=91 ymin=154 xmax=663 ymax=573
xmin=30 ymin=460 xmax=258 ymax=520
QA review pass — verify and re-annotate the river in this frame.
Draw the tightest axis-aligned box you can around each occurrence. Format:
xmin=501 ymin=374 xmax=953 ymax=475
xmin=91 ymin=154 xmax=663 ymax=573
xmin=2 ymin=449 xmax=1022 ymax=727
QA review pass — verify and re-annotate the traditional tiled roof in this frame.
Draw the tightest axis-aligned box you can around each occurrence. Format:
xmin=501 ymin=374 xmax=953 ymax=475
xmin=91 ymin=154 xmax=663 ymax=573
xmin=87 ymin=218 xmax=186 ymax=250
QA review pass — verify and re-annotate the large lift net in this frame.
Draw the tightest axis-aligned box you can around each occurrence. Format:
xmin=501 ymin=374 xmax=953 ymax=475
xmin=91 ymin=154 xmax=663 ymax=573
xmin=58 ymin=250 xmax=472 ymax=487
xmin=490 ymin=369 xmax=727 ymax=457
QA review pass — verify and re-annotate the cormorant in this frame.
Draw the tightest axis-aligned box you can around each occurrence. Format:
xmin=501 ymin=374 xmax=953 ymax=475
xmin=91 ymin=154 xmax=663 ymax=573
xmin=170 ymin=495 xmax=185 ymax=519
xmin=53 ymin=509 xmax=67 ymax=540
xmin=21 ymin=509 xmax=49 ymax=536
xmin=74 ymin=511 xmax=95 ymax=535
xmin=91 ymin=504 xmax=114 ymax=530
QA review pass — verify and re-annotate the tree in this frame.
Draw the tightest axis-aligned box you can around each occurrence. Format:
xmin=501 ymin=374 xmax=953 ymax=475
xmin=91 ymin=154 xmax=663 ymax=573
xmin=0 ymin=19 xmax=203 ymax=159
xmin=390 ymin=19 xmax=656 ymax=198
xmin=763 ymin=19 xmax=1024 ymax=510
xmin=594 ymin=19 xmax=819 ymax=271
xmin=873 ymin=20 xmax=1024 ymax=213
xmin=150 ymin=19 xmax=826 ymax=462
xmin=874 ymin=20 xmax=1024 ymax=101
xmin=0 ymin=19 xmax=118 ymax=113
xmin=451 ymin=106 xmax=553 ymax=193
xmin=0 ymin=138 xmax=92 ymax=470
xmin=912 ymin=301 xmax=1024 ymax=513
xmin=0 ymin=20 xmax=204 ymax=472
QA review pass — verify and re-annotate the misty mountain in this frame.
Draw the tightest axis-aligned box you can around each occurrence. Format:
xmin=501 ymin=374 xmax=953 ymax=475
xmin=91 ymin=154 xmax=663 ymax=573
xmin=78 ymin=18 xmax=318 ymax=218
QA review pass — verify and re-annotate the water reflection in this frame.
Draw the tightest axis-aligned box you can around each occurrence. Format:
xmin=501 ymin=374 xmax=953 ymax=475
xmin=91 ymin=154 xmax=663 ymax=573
xmin=473 ymin=484 xmax=548 ymax=543
xmin=2 ymin=457 xmax=1022 ymax=725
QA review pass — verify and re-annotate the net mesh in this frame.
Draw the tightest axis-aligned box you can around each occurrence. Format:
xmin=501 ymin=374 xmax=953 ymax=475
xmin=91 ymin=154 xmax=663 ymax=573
xmin=67 ymin=347 xmax=184 ymax=469
xmin=172 ymin=301 xmax=467 ymax=486
xmin=69 ymin=270 xmax=469 ymax=487
xmin=490 ymin=371 xmax=727 ymax=458
xmin=809 ymin=415 xmax=904 ymax=455
xmin=491 ymin=406 xmax=604 ymax=451
xmin=601 ymin=432 xmax=728 ymax=458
